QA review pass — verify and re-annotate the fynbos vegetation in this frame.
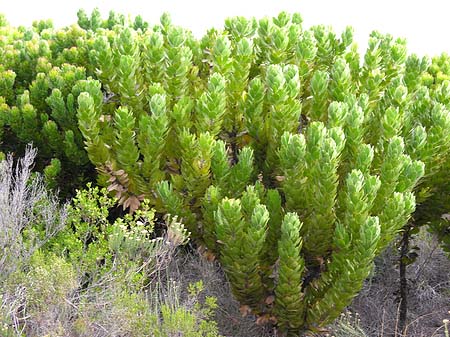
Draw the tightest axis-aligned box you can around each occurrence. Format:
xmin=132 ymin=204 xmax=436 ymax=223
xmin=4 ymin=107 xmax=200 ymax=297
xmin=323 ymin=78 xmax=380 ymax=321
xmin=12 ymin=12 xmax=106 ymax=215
xmin=0 ymin=9 xmax=449 ymax=336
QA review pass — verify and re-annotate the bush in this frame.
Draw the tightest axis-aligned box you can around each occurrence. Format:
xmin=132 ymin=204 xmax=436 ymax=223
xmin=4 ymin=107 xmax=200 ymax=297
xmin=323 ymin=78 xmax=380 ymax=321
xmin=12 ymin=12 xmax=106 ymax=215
xmin=45 ymin=182 xmax=190 ymax=287
xmin=2 ymin=251 xmax=77 ymax=337
xmin=0 ymin=22 xmax=96 ymax=196
xmin=0 ymin=145 xmax=67 ymax=281
xmin=413 ymin=53 xmax=450 ymax=255
xmin=75 ymin=12 xmax=450 ymax=335
xmin=1 ymin=10 xmax=450 ymax=335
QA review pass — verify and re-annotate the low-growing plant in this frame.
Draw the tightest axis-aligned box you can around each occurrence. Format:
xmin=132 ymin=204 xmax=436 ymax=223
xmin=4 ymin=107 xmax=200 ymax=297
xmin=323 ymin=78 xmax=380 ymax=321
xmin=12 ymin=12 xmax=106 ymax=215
xmin=71 ymin=278 xmax=221 ymax=337
xmin=3 ymin=251 xmax=78 ymax=337
xmin=42 ymin=182 xmax=190 ymax=290
xmin=331 ymin=311 xmax=368 ymax=337
xmin=0 ymin=145 xmax=67 ymax=281
xmin=156 ymin=280 xmax=221 ymax=337
xmin=0 ymin=149 xmax=220 ymax=337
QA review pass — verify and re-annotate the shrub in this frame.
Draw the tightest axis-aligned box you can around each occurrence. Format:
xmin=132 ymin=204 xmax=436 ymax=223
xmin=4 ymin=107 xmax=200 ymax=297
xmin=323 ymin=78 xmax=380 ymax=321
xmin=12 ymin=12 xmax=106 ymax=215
xmin=3 ymin=251 xmax=77 ymax=337
xmin=331 ymin=311 xmax=368 ymax=337
xmin=0 ymin=145 xmax=67 ymax=281
xmin=42 ymin=181 xmax=190 ymax=290
xmin=1 ymin=10 xmax=449 ymax=335
xmin=0 ymin=23 xmax=96 ymax=196
xmin=414 ymin=53 xmax=450 ymax=257
xmin=75 ymin=12 xmax=450 ymax=335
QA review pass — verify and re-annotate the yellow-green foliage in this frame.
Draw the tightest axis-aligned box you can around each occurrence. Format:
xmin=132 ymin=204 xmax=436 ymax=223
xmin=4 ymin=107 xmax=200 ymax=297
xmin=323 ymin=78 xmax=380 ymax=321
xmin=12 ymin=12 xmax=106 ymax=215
xmin=11 ymin=251 xmax=77 ymax=312
xmin=69 ymin=12 xmax=450 ymax=335
xmin=1 ymin=10 xmax=450 ymax=336
xmin=2 ymin=251 xmax=77 ymax=337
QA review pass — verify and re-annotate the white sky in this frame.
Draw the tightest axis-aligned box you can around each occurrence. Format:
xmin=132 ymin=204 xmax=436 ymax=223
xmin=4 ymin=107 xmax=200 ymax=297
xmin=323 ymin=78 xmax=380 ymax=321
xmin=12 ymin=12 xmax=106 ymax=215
xmin=1 ymin=0 xmax=449 ymax=57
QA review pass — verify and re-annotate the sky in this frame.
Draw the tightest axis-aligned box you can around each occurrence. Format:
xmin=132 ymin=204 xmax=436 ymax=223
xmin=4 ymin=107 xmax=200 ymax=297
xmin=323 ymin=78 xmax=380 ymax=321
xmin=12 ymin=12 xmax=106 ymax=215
xmin=1 ymin=0 xmax=449 ymax=57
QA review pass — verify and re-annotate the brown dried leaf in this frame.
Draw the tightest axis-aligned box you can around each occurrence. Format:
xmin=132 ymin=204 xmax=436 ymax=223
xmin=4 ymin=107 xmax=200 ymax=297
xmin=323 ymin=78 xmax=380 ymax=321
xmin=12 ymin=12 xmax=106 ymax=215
xmin=308 ymin=326 xmax=330 ymax=333
xmin=123 ymin=197 xmax=131 ymax=209
xmin=118 ymin=177 xmax=129 ymax=186
xmin=204 ymin=251 xmax=216 ymax=262
xmin=239 ymin=305 xmax=251 ymax=317
xmin=128 ymin=197 xmax=140 ymax=214
xmin=256 ymin=314 xmax=272 ymax=325
xmin=197 ymin=245 xmax=206 ymax=254
xmin=236 ymin=130 xmax=248 ymax=137
xmin=316 ymin=256 xmax=325 ymax=269
xmin=114 ymin=169 xmax=125 ymax=176
xmin=265 ymin=295 xmax=275 ymax=305
xmin=107 ymin=183 xmax=119 ymax=192
xmin=118 ymin=194 xmax=128 ymax=205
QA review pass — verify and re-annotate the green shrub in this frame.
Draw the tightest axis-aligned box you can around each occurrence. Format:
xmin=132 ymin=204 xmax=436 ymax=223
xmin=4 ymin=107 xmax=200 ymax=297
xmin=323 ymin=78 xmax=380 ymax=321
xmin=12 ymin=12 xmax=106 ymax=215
xmin=1 ymin=10 xmax=449 ymax=335
xmin=75 ymin=12 xmax=450 ymax=335
xmin=331 ymin=311 xmax=368 ymax=337
xmin=72 ymin=279 xmax=221 ymax=337
xmin=414 ymin=53 xmax=450 ymax=257
xmin=156 ymin=281 xmax=221 ymax=337
xmin=0 ymin=23 xmax=96 ymax=196
xmin=3 ymin=251 xmax=77 ymax=336
xmin=42 ymin=182 xmax=189 ymax=289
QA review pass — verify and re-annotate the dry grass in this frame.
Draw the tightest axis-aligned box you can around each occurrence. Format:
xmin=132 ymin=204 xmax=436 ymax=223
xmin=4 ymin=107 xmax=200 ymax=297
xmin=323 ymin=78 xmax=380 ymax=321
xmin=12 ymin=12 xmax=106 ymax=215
xmin=350 ymin=230 xmax=450 ymax=337
xmin=168 ymin=248 xmax=277 ymax=337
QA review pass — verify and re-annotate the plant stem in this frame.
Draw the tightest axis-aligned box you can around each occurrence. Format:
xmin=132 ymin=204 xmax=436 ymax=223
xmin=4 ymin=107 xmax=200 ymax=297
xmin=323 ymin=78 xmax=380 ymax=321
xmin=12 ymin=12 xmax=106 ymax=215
xmin=398 ymin=226 xmax=411 ymax=335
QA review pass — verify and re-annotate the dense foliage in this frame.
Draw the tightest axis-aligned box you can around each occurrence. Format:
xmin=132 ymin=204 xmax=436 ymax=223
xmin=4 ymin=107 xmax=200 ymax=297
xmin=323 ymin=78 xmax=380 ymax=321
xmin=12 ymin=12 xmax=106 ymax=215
xmin=0 ymin=9 xmax=449 ymax=336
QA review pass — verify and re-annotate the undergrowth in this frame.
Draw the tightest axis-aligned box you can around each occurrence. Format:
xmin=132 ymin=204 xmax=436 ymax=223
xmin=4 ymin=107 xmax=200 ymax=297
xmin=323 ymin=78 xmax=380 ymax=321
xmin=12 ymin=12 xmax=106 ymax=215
xmin=0 ymin=146 xmax=221 ymax=337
